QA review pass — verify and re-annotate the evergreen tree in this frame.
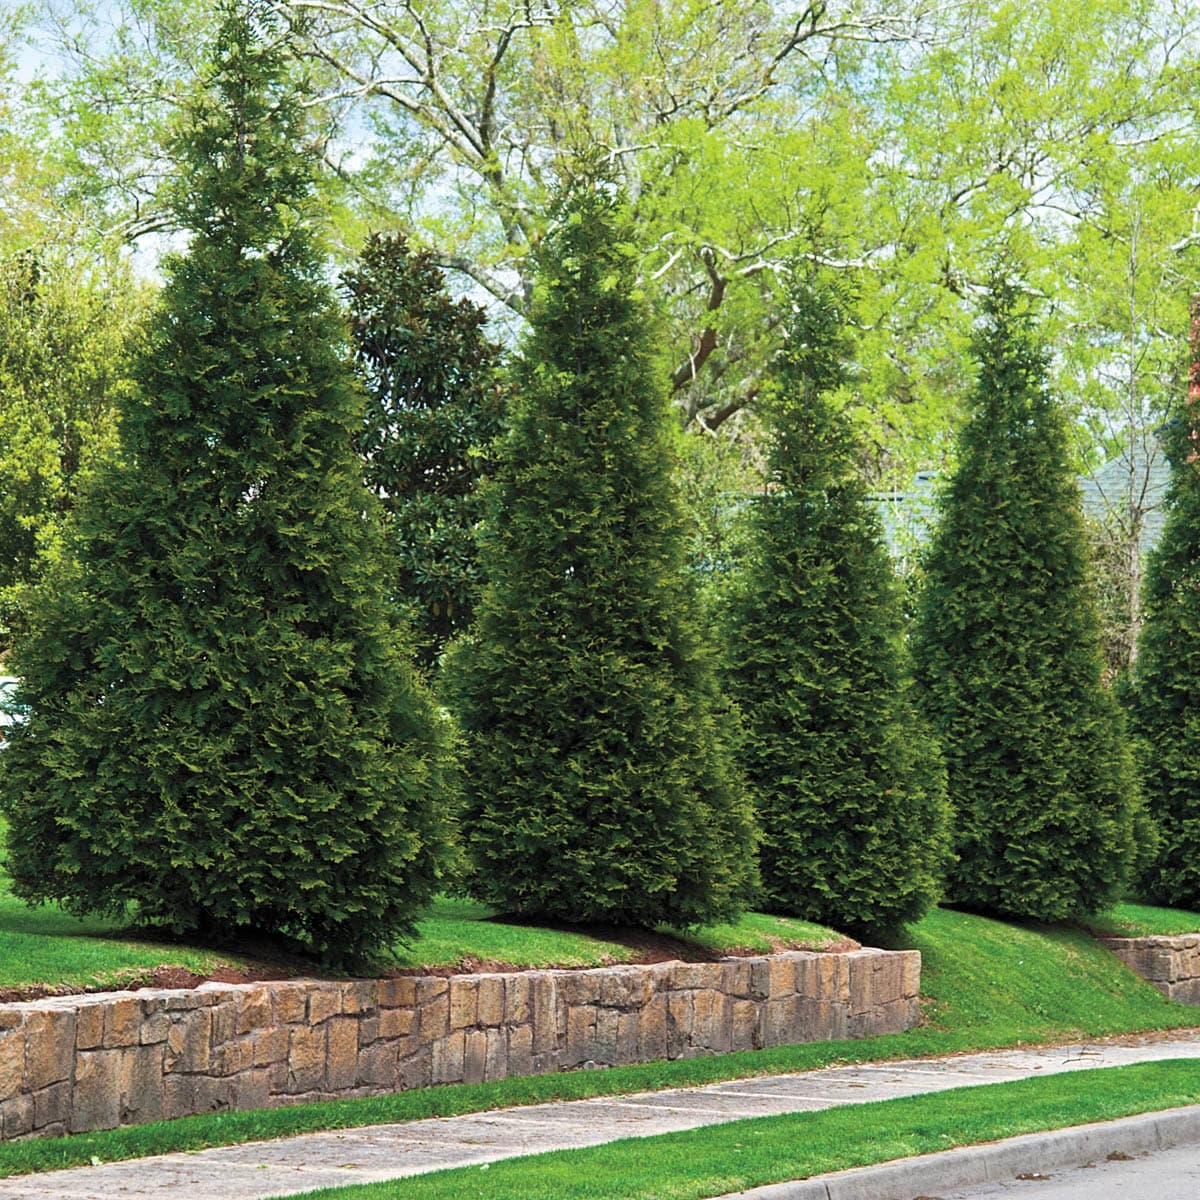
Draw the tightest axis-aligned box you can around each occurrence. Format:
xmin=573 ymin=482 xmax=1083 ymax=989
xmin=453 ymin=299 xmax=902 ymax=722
xmin=443 ymin=182 xmax=757 ymax=927
xmin=724 ymin=277 xmax=949 ymax=935
xmin=0 ymin=3 xmax=452 ymax=966
xmin=343 ymin=234 xmax=505 ymax=670
xmin=1128 ymin=309 xmax=1200 ymax=906
xmin=912 ymin=283 xmax=1141 ymax=920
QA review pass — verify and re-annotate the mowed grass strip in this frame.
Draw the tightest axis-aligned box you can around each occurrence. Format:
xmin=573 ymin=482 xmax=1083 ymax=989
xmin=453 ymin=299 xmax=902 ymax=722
xmin=1080 ymin=901 xmax=1200 ymax=939
xmin=1 ymin=907 xmax=1197 ymax=1177
xmin=284 ymin=1059 xmax=1200 ymax=1200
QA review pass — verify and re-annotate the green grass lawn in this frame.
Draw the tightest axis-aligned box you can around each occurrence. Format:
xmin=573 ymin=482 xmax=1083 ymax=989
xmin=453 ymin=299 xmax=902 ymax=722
xmin=2 ymin=904 xmax=1198 ymax=1179
xmin=285 ymin=1059 xmax=1200 ymax=1200
xmin=1080 ymin=901 xmax=1200 ymax=939
xmin=0 ymin=889 xmax=840 ymax=993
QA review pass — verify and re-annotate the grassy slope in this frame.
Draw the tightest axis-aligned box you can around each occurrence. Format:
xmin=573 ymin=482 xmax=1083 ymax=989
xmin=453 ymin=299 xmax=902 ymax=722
xmin=1082 ymin=901 xmax=1200 ymax=938
xmin=1 ymin=905 xmax=1197 ymax=1178
xmin=288 ymin=1060 xmax=1200 ymax=1200
xmin=0 ymin=823 xmax=837 ymax=989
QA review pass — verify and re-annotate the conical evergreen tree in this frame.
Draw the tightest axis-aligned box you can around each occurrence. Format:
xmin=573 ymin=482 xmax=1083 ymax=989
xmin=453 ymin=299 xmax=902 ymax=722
xmin=343 ymin=234 xmax=505 ymax=670
xmin=443 ymin=182 xmax=757 ymax=927
xmin=1129 ymin=304 xmax=1200 ymax=906
xmin=912 ymin=283 xmax=1140 ymax=920
xmin=0 ymin=3 xmax=452 ymax=966
xmin=724 ymin=277 xmax=949 ymax=936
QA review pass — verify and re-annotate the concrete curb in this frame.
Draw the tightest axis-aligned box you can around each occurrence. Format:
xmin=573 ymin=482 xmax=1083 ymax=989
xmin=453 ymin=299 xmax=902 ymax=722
xmin=720 ymin=1103 xmax=1200 ymax=1199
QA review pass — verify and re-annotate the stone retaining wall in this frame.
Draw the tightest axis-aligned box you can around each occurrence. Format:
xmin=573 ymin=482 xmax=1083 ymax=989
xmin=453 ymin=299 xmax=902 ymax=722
xmin=1100 ymin=935 xmax=1200 ymax=1004
xmin=0 ymin=946 xmax=920 ymax=1139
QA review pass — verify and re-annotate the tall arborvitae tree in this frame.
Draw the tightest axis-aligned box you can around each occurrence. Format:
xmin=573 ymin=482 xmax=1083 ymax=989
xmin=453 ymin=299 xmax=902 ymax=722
xmin=0 ymin=4 xmax=452 ymax=966
xmin=724 ymin=277 xmax=950 ymax=936
xmin=343 ymin=235 xmax=505 ymax=670
xmin=912 ymin=283 xmax=1142 ymax=920
xmin=1129 ymin=302 xmax=1200 ymax=906
xmin=443 ymin=182 xmax=757 ymax=927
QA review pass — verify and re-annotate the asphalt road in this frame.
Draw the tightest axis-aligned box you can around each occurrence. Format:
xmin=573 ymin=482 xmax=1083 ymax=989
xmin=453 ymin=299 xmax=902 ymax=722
xmin=934 ymin=1140 xmax=1200 ymax=1198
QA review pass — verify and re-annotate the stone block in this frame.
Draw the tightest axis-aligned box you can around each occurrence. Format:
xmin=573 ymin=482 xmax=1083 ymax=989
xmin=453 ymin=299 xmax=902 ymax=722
xmin=164 ymin=1010 xmax=212 ymax=1075
xmin=721 ymin=959 xmax=753 ymax=999
xmin=272 ymin=984 xmax=310 ymax=1025
xmin=71 ymin=1050 xmax=121 ymax=1131
xmin=378 ymin=1007 xmax=415 ymax=1040
xmin=731 ymin=999 xmax=761 ymax=1052
xmin=0 ymin=1027 xmax=24 ymax=1101
xmin=163 ymin=1074 xmax=197 ymax=1120
xmin=531 ymin=975 xmax=558 ymax=1054
xmin=599 ymin=966 xmax=652 ymax=1010
xmin=211 ymin=1001 xmax=243 ymax=1047
xmin=463 ymin=1029 xmax=487 ymax=1085
xmin=214 ymin=1036 xmax=255 ymax=1077
xmin=356 ymin=1041 xmax=398 ymax=1089
xmin=233 ymin=1068 xmax=273 ymax=1111
xmin=766 ymin=997 xmax=804 ymax=1047
xmin=286 ymin=1026 xmax=326 ymax=1094
xmin=507 ymin=1024 xmax=534 ymax=1076
xmin=449 ymin=978 xmax=478 ymax=1030
xmin=342 ymin=981 xmax=377 ymax=1015
xmin=870 ymin=952 xmax=903 ymax=1004
xmin=24 ymin=1010 xmax=75 ymax=1089
xmin=98 ymin=997 xmax=140 ymax=1049
xmin=637 ymin=996 xmax=668 ymax=1061
xmin=505 ymin=976 xmax=532 ymax=1024
xmin=33 ymin=1081 xmax=71 ymax=1130
xmin=666 ymin=992 xmax=693 ymax=1057
xmin=431 ymin=1031 xmax=465 ymax=1084
xmin=418 ymin=993 xmax=449 ymax=1045
xmin=119 ymin=1044 xmax=166 ymax=1125
xmin=749 ymin=959 xmax=772 ymax=1001
xmin=237 ymin=987 xmax=273 ymax=1035
xmin=617 ymin=1012 xmax=639 ymax=1061
xmin=252 ymin=1025 xmax=289 ymax=1067
xmin=556 ymin=971 xmax=599 ymax=1007
xmin=1 ymin=1093 xmax=33 ymax=1139
xmin=378 ymin=977 xmax=418 ymax=1008
xmin=397 ymin=1046 xmax=431 ymax=1091
xmin=848 ymin=955 xmax=873 ymax=1015
xmin=308 ymin=988 xmax=343 ymax=1026
xmin=75 ymin=1002 xmax=106 ymax=1051
xmin=768 ymin=957 xmax=794 ymax=1000
xmin=326 ymin=1017 xmax=360 ymax=1090
xmin=691 ymin=988 xmax=717 ymax=1051
xmin=593 ymin=1006 xmax=619 ymax=1064
xmin=477 ymin=977 xmax=505 ymax=1027
xmin=485 ymin=1027 xmax=508 ymax=1082
xmin=193 ymin=1075 xmax=234 ymax=1113
xmin=415 ymin=978 xmax=449 ymax=1003
xmin=564 ymin=1005 xmax=597 ymax=1067
xmin=140 ymin=1011 xmax=172 ymax=1045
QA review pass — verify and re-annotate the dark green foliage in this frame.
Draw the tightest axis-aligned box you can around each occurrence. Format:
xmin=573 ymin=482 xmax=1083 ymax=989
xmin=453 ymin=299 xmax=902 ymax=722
xmin=0 ymin=3 xmax=452 ymax=967
xmin=1129 ymin=355 xmax=1200 ymax=905
xmin=723 ymin=277 xmax=950 ymax=936
xmin=343 ymin=235 xmax=505 ymax=669
xmin=912 ymin=283 xmax=1142 ymax=921
xmin=442 ymin=183 xmax=757 ymax=927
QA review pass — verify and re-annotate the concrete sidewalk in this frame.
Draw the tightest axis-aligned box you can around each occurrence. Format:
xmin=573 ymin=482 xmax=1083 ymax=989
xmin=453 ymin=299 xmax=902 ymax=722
xmin=1 ymin=1032 xmax=1199 ymax=1199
